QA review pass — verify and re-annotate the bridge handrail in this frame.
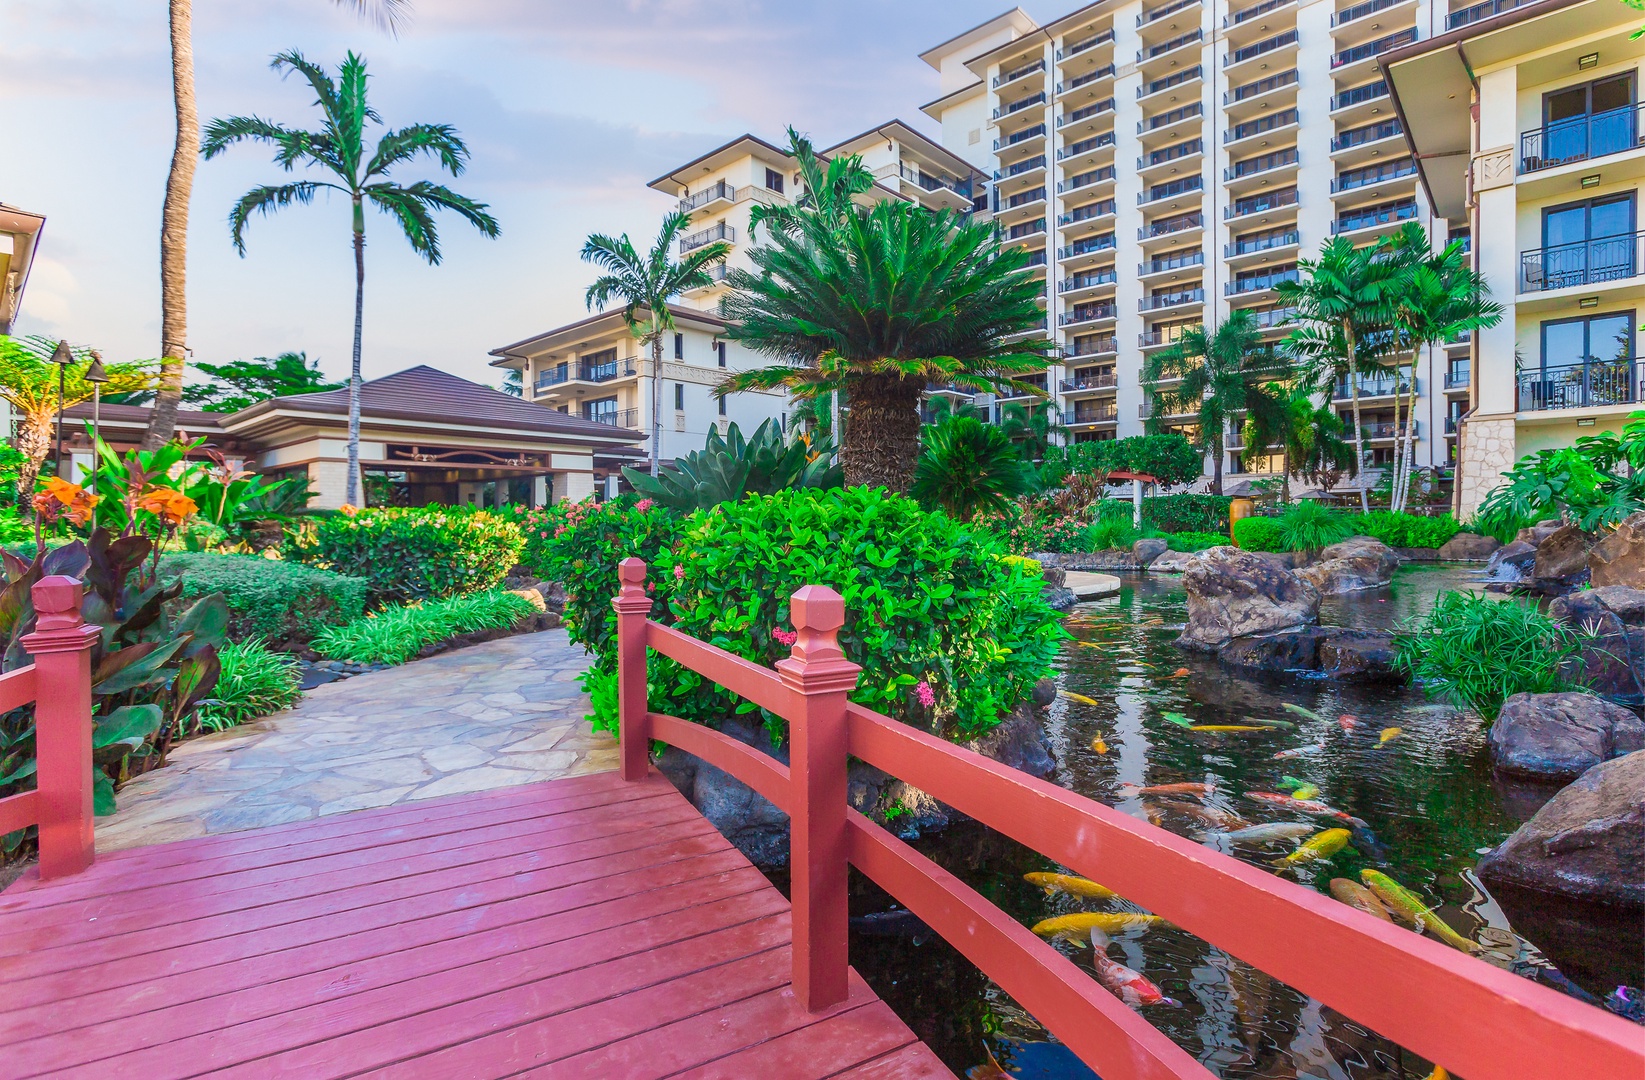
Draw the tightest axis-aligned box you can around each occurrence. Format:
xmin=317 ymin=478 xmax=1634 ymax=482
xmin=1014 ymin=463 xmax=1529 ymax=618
xmin=612 ymin=558 xmax=1642 ymax=1080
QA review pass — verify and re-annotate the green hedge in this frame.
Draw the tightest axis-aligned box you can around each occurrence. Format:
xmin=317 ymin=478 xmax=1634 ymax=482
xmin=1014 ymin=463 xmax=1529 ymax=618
xmin=1232 ymin=517 xmax=1285 ymax=552
xmin=161 ymin=552 xmax=367 ymax=648
xmin=1143 ymin=494 xmax=1231 ymax=535
xmin=314 ymin=590 xmax=540 ymax=666
xmin=298 ymin=506 xmax=525 ymax=605
xmin=1349 ymin=511 xmax=1463 ymax=549
xmin=1166 ymin=531 xmax=1228 ymax=552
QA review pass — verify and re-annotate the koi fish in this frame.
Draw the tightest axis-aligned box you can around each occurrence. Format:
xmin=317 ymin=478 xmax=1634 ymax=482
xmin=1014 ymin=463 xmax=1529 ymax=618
xmin=1030 ymin=912 xmax=1164 ymax=943
xmin=1091 ymin=949 xmax=1175 ymax=1007
xmin=1189 ymin=724 xmax=1271 ymax=732
xmin=1273 ymin=743 xmax=1325 ymax=759
xmin=1162 ymin=711 xmax=1195 ymax=727
xmin=1244 ymin=792 xmax=1366 ymax=826
xmin=1024 ymin=872 xmax=1116 ymax=900
xmin=1170 ymin=667 xmax=1191 ymax=678
xmin=1291 ymin=784 xmax=1320 ymax=801
xmin=1282 ymin=703 xmax=1327 ymax=723
xmin=965 ymin=1046 xmax=1012 ymax=1080
xmin=1271 ymin=828 xmax=1351 ymax=867
xmin=1077 ymin=641 xmax=1105 ymax=648
xmin=1379 ymin=727 xmax=1403 ymax=744
xmin=1091 ymin=735 xmax=1109 ymax=754
xmin=1122 ymin=781 xmax=1214 ymax=798
xmin=1154 ymin=799 xmax=1247 ymax=828
xmin=1360 ymin=870 xmax=1482 ymax=955
xmin=1329 ymin=878 xmax=1393 ymax=922
xmin=1340 ymin=714 xmax=1360 ymax=731
xmin=1424 ymin=1068 xmax=1449 ymax=1080
xmin=1241 ymin=717 xmax=1296 ymax=729
xmin=1060 ymin=690 xmax=1101 ymax=706
xmin=1204 ymin=821 xmax=1315 ymax=853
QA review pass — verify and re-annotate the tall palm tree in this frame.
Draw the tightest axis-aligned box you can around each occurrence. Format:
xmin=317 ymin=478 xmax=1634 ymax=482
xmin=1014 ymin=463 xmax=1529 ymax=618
xmin=582 ymin=212 xmax=732 ymax=477
xmin=0 ymin=337 xmax=152 ymax=499
xmin=1240 ymin=379 xmax=1353 ymax=505
xmin=202 ymin=50 xmax=499 ymax=507
xmin=1276 ymin=238 xmax=1401 ymax=511
xmin=1142 ymin=309 xmax=1279 ymax=496
xmin=719 ymin=184 xmax=1053 ymax=490
xmin=996 ymin=399 xmax=1066 ymax=463
xmin=1383 ymin=224 xmax=1502 ymax=512
xmin=148 ymin=0 xmax=411 ymax=452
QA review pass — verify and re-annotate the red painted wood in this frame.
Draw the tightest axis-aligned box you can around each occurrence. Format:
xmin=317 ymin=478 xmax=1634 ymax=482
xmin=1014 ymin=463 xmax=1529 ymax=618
xmin=830 ymin=1042 xmax=956 ymax=1078
xmin=650 ymin=711 xmax=791 ymax=811
xmin=669 ymin=1000 xmax=918 ymax=1079
xmin=19 ymin=577 xmax=98 ymax=880
xmin=0 ymin=790 xmax=38 ymax=836
xmin=614 ymin=557 xmax=654 ymax=780
xmin=647 ymin=619 xmax=801 ymax=717
xmin=0 ymin=665 xmax=38 ymax=716
xmin=847 ymin=809 xmax=1207 ymax=1080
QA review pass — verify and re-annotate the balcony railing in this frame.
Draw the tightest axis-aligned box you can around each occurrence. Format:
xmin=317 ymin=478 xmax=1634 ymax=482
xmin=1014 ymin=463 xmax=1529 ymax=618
xmin=1065 ymin=335 xmax=1119 ymax=357
xmin=994 ymin=155 xmax=1048 ymax=180
xmin=1060 ymin=270 xmax=1119 ymax=293
xmin=1520 ymin=358 xmax=1642 ymax=411
xmin=1007 ymin=218 xmax=1047 ymax=240
xmin=1332 ymin=158 xmax=1418 ymax=192
xmin=1139 ymin=333 xmax=1189 ymax=351
xmin=1060 ymin=304 xmax=1117 ymax=326
xmin=1140 ymin=211 xmax=1205 ymax=239
xmin=1005 ymin=186 xmax=1047 ymax=209
xmin=993 ymin=58 xmax=1045 ymax=87
xmin=1446 ymin=369 xmax=1471 ymax=389
xmin=1143 ymin=138 xmax=1203 ymax=169
xmin=1228 ymin=267 xmax=1299 ymax=295
xmin=1058 ymin=65 xmax=1116 ymax=94
xmin=1350 ymin=421 xmax=1418 ymax=439
xmin=1333 ymin=117 xmax=1403 ymax=151
xmin=1228 ymin=29 xmax=1298 ymax=66
xmin=993 ymin=92 xmax=1047 ymax=120
xmin=1226 ymin=0 xmax=1294 ymax=27
xmin=1141 ymin=288 xmax=1206 ymax=311
xmin=1248 ymin=305 xmax=1297 ymax=329
xmin=1333 ymin=198 xmax=1416 ymax=233
xmin=1141 ymin=67 xmax=1202 ymax=99
xmin=678 ymin=180 xmax=735 ymax=213
xmin=1331 ymin=28 xmax=1416 ymax=68
xmin=1059 ymin=199 xmax=1116 ymax=226
xmin=1333 ymin=0 xmax=1404 ymax=25
xmin=583 ymin=407 xmax=642 ymax=429
xmin=1520 ymin=230 xmax=1645 ymax=291
xmin=1140 ymin=175 xmax=1204 ymax=204
xmin=1227 ymin=147 xmax=1299 ymax=181
xmin=1061 ymin=373 xmax=1120 ymax=391
xmin=995 ymin=123 xmax=1047 ymax=150
xmin=1334 ymin=374 xmax=1414 ymax=399
xmin=680 ymin=222 xmax=735 ymax=253
xmin=1226 ymin=69 xmax=1298 ymax=105
xmin=1227 ymin=229 xmax=1299 ymax=257
xmin=1022 ymin=250 xmax=1048 ymax=268
xmin=1142 ymin=250 xmax=1206 ymax=275
xmin=1228 ymin=187 xmax=1299 ymax=219
xmin=1058 ymin=99 xmax=1116 ymax=128
xmin=1448 ymin=0 xmax=1538 ymax=28
xmin=1057 ymin=29 xmax=1115 ymax=59
xmin=1059 ymin=234 xmax=1117 ymax=258
xmin=1519 ymin=102 xmax=1645 ymax=173
xmin=1143 ymin=29 xmax=1202 ymax=61
xmin=1141 ymin=102 xmax=1202 ymax=132
xmin=1333 ymin=79 xmax=1388 ymax=111
xmin=1072 ymin=405 xmax=1121 ymax=423
xmin=537 ymin=358 xmax=638 ymax=389
xmin=1228 ymin=108 xmax=1299 ymax=143
xmin=1058 ymin=135 xmax=1116 ymax=161
xmin=1140 ymin=0 xmax=1200 ymax=25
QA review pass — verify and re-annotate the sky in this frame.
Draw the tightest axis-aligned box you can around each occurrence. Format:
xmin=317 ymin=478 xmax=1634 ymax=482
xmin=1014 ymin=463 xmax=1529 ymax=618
xmin=1 ymin=0 xmax=1065 ymax=393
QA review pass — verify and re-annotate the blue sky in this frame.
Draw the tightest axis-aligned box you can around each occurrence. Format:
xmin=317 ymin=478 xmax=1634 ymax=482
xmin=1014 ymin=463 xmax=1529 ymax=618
xmin=1 ymin=1 xmax=1062 ymax=392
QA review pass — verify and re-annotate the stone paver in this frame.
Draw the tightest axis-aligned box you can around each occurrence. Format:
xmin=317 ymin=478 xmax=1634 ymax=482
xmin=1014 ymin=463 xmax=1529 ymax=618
xmin=96 ymin=629 xmax=615 ymax=853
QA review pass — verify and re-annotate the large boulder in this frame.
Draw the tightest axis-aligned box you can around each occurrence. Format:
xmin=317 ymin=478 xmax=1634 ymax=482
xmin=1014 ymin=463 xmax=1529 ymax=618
xmin=1318 ymin=629 xmax=1402 ymax=682
xmin=1217 ymin=628 xmax=1329 ymax=673
xmin=1478 ymin=750 xmax=1645 ymax=912
xmin=1549 ymin=586 xmax=1645 ymax=704
xmin=1489 ymin=692 xmax=1645 ymax=780
xmin=1588 ymin=510 xmax=1645 ymax=589
xmin=1178 ymin=546 xmax=1321 ymax=652
xmin=1531 ymin=524 xmax=1597 ymax=594
xmin=1517 ymin=518 xmax=1567 ymax=547
xmin=1438 ymin=533 xmax=1502 ymax=562
xmin=1549 ymin=584 xmax=1645 ymax=630
xmin=1148 ymin=549 xmax=1198 ymax=573
xmin=1293 ymin=537 xmax=1401 ymax=594
xmin=1483 ymin=540 xmax=1537 ymax=583
xmin=1132 ymin=537 xmax=1169 ymax=567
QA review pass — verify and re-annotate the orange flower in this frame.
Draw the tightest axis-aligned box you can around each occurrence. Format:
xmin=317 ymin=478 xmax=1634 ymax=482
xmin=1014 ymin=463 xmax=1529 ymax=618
xmin=137 ymin=486 xmax=198 ymax=526
xmin=42 ymin=477 xmax=100 ymax=527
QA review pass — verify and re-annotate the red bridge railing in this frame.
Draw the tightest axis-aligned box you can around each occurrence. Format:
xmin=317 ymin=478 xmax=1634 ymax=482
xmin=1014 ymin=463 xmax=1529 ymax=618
xmin=612 ymin=558 xmax=1643 ymax=1080
xmin=0 ymin=577 xmax=102 ymax=881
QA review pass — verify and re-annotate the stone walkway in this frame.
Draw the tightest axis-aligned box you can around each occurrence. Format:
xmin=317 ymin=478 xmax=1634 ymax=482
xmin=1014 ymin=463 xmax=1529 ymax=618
xmin=95 ymin=629 xmax=615 ymax=853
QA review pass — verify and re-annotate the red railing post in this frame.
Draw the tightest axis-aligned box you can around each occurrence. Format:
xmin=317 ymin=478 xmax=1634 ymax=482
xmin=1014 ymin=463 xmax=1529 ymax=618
xmin=776 ymin=585 xmax=861 ymax=1012
xmin=612 ymin=557 xmax=654 ymax=782
xmin=21 ymin=576 xmax=100 ymax=880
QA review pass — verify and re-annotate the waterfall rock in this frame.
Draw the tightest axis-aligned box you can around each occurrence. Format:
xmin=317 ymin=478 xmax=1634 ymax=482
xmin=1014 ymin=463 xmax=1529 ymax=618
xmin=1178 ymin=546 xmax=1321 ymax=652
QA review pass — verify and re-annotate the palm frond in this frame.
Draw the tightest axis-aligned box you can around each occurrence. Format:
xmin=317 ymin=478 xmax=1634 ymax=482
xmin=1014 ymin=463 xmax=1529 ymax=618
xmin=227 ymin=182 xmax=331 ymax=255
xmin=332 ymin=0 xmax=412 ymax=35
xmin=365 ymin=123 xmax=470 ymax=180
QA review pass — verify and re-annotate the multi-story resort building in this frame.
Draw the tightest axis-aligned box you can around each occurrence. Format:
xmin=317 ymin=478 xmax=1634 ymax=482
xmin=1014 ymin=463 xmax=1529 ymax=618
xmin=1385 ymin=0 xmax=1644 ymax=515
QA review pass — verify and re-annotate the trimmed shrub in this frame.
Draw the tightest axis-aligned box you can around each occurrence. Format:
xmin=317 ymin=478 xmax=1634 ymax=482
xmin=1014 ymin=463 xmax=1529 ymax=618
xmin=1349 ymin=511 xmax=1463 ymax=549
xmin=1232 ymin=516 xmax=1284 ymax=552
xmin=193 ymin=638 xmax=302 ymax=733
xmin=1143 ymin=494 xmax=1231 ymax=535
xmin=1395 ymin=592 xmax=1584 ymax=719
xmin=1276 ymin=501 xmax=1354 ymax=552
xmin=1083 ymin=517 xmax=1140 ymax=551
xmin=1165 ymin=531 xmax=1227 ymax=552
xmin=299 ymin=506 xmax=525 ymax=605
xmin=161 ymin=553 xmax=367 ymax=648
xmin=314 ymin=590 xmax=540 ymax=666
xmin=974 ymin=500 xmax=1088 ymax=555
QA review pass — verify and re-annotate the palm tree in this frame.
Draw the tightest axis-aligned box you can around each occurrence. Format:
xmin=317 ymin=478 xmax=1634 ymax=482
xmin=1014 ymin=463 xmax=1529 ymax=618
xmin=148 ymin=0 xmax=411 ymax=452
xmin=582 ymin=212 xmax=732 ymax=477
xmin=1383 ymin=224 xmax=1502 ymax=513
xmin=997 ymin=399 xmax=1066 ymax=464
xmin=499 ymin=368 xmax=523 ymax=397
xmin=1240 ymin=380 xmax=1353 ymax=505
xmin=719 ymin=146 xmax=1053 ymax=490
xmin=0 ymin=336 xmax=152 ymax=500
xmin=1142 ymin=309 xmax=1279 ymax=495
xmin=202 ymin=50 xmax=499 ymax=507
xmin=1276 ymin=238 xmax=1401 ymax=511
xmin=911 ymin=415 xmax=1038 ymax=522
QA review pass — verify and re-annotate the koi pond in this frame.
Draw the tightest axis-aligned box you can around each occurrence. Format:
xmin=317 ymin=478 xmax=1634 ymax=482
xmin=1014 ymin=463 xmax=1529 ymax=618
xmin=841 ymin=565 xmax=1637 ymax=1079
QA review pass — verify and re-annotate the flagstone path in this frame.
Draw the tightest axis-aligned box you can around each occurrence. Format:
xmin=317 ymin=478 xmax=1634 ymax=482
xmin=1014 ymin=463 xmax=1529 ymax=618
xmin=94 ymin=629 xmax=615 ymax=853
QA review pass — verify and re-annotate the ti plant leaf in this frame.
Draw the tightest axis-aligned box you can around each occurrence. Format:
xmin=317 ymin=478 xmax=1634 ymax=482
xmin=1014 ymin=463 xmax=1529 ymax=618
xmin=92 ymin=704 xmax=164 ymax=751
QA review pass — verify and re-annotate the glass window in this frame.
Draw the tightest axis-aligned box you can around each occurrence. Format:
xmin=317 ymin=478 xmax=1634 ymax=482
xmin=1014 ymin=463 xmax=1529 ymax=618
xmin=765 ymin=168 xmax=784 ymax=193
xmin=673 ymin=333 xmax=684 ymax=359
xmin=674 ymin=383 xmax=685 ymax=410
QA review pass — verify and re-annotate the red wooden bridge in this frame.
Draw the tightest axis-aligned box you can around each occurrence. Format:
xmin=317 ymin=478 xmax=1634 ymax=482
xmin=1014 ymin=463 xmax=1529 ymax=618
xmin=1 ymin=571 xmax=1641 ymax=1079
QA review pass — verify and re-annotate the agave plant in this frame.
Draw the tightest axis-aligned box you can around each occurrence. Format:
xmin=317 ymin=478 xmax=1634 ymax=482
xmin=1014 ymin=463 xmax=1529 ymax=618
xmin=622 ymin=419 xmax=842 ymax=512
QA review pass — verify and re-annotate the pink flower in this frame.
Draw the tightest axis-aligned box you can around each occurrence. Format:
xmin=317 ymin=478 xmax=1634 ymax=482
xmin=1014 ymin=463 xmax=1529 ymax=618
xmin=635 ymin=499 xmax=654 ymax=512
xmin=673 ymin=564 xmax=685 ymax=580
xmin=772 ymin=628 xmax=798 ymax=647
xmin=915 ymin=681 xmax=936 ymax=709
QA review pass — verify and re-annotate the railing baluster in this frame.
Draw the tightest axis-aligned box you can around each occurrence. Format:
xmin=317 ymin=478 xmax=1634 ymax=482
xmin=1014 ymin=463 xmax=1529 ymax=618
xmin=23 ymin=576 xmax=100 ymax=880
xmin=775 ymin=586 xmax=860 ymax=1011
xmin=612 ymin=558 xmax=653 ymax=782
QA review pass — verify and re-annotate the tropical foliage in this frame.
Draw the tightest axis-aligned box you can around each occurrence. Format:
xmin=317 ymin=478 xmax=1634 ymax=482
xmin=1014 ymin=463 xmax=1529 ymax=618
xmin=1351 ymin=511 xmax=1463 ymax=550
xmin=202 ymin=49 xmax=499 ymax=506
xmin=183 ymin=351 xmax=343 ymax=413
xmin=912 ymin=415 xmax=1038 ymax=522
xmin=1274 ymin=501 xmax=1354 ymax=553
xmin=1395 ymin=592 xmax=1585 ymax=719
xmin=1239 ymin=380 xmax=1356 ymax=504
xmin=1139 ymin=493 xmax=1231 ymax=535
xmin=1476 ymin=411 xmax=1645 ymax=535
xmin=1039 ymin=434 xmax=1202 ymax=488
xmin=162 ymin=552 xmax=368 ymax=649
xmin=193 ymin=638 xmax=302 ymax=733
xmin=295 ymin=506 xmax=525 ymax=605
xmin=1231 ymin=516 xmax=1285 ymax=552
xmin=720 ymin=130 xmax=1054 ymax=491
xmin=314 ymin=590 xmax=539 ymax=666
xmin=622 ymin=419 xmax=839 ymax=512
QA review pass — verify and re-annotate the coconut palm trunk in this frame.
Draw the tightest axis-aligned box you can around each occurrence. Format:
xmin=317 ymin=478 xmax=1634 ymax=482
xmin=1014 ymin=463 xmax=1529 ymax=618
xmin=14 ymin=412 xmax=52 ymax=501
xmin=348 ymin=200 xmax=366 ymax=506
xmin=1342 ymin=325 xmax=1369 ymax=512
xmin=146 ymin=0 xmax=198 ymax=452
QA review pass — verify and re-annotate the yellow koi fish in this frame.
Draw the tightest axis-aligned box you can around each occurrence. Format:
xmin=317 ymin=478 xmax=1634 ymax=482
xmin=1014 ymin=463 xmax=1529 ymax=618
xmin=1030 ymin=912 xmax=1164 ymax=943
xmin=1379 ymin=727 xmax=1403 ymax=745
xmin=1024 ymin=872 xmax=1116 ymax=900
xmin=1271 ymin=828 xmax=1351 ymax=867
xmin=1291 ymin=784 xmax=1320 ymax=801
xmin=1329 ymin=878 xmax=1392 ymax=922
xmin=1424 ymin=1067 xmax=1449 ymax=1080
xmin=1060 ymin=689 xmax=1101 ymax=706
xmin=1091 ymin=735 xmax=1109 ymax=754
xmin=1360 ymin=870 xmax=1481 ymax=955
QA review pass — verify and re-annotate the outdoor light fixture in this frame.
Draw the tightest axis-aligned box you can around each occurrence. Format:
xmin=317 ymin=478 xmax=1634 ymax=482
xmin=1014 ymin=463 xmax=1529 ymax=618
xmin=1579 ymin=52 xmax=1599 ymax=69
xmin=1580 ymin=297 xmax=1600 ymax=308
xmin=48 ymin=340 xmax=73 ymax=483
xmin=1578 ymin=418 xmax=1597 ymax=427
xmin=1581 ymin=174 xmax=1601 ymax=188
xmin=84 ymin=353 xmax=108 ymax=499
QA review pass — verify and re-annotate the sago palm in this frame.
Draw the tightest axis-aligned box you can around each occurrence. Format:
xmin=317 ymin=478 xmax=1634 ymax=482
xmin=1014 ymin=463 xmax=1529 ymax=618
xmin=1276 ymin=238 xmax=1401 ymax=511
xmin=1142 ymin=309 xmax=1279 ymax=496
xmin=582 ymin=212 xmax=731 ymax=477
xmin=0 ymin=336 xmax=152 ymax=500
xmin=202 ymin=49 xmax=499 ymax=506
xmin=720 ymin=160 xmax=1054 ymax=491
xmin=911 ymin=415 xmax=1038 ymax=522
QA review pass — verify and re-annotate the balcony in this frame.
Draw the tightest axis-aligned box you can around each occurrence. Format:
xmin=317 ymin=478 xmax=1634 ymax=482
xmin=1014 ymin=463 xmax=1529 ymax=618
xmin=1060 ymin=269 xmax=1119 ymax=295
xmin=1227 ymin=229 xmax=1299 ymax=259
xmin=1446 ymin=369 xmax=1471 ymax=389
xmin=1140 ymin=139 xmax=1203 ymax=176
xmin=1519 ymin=359 xmax=1642 ymax=411
xmin=1057 ymin=65 xmax=1116 ymax=96
xmin=679 ymin=222 xmax=734 ymax=254
xmin=1140 ymin=102 xmax=1203 ymax=135
xmin=1226 ymin=29 xmax=1297 ymax=68
xmin=1226 ymin=147 xmax=1299 ymax=183
xmin=993 ymin=92 xmax=1047 ymax=122
xmin=1225 ymin=0 xmax=1295 ymax=28
xmin=993 ymin=58 xmax=1046 ymax=88
xmin=1350 ymin=421 xmax=1417 ymax=441
xmin=994 ymin=123 xmax=1047 ymax=152
xmin=1247 ymin=305 xmax=1297 ymax=331
xmin=1227 ymin=108 xmax=1299 ymax=146
xmin=1058 ymin=198 xmax=1116 ymax=228
xmin=1001 ymin=186 xmax=1047 ymax=214
xmin=1005 ymin=218 xmax=1047 ymax=242
xmin=1332 ymin=118 xmax=1403 ymax=154
xmin=1331 ymin=28 xmax=1416 ymax=70
xmin=1331 ymin=79 xmax=1389 ymax=114
xmin=1520 ymin=230 xmax=1645 ymax=292
xmin=1140 ymin=0 xmax=1201 ymax=26
xmin=1061 ymin=373 xmax=1120 ymax=392
xmin=1139 ymin=211 xmax=1205 ymax=241
xmin=1332 ymin=158 xmax=1418 ymax=194
xmin=994 ymin=154 xmax=1048 ymax=181
xmin=1228 ymin=266 xmax=1299 ymax=296
xmin=1057 ymin=99 xmax=1116 ymax=128
xmin=1333 ymin=198 xmax=1416 ymax=235
xmin=1057 ymin=135 xmax=1116 ymax=163
xmin=1225 ymin=69 xmax=1298 ymax=107
xmin=1447 ymin=0 xmax=1538 ymax=29
xmin=1058 ymin=234 xmax=1117 ymax=260
xmin=1139 ymin=67 xmax=1203 ymax=101
xmin=1227 ymin=187 xmax=1299 ymax=220
xmin=1070 ymin=404 xmax=1121 ymax=425
xmin=1333 ymin=0 xmax=1408 ymax=26
xmin=1141 ymin=288 xmax=1206 ymax=312
xmin=1139 ymin=332 xmax=1189 ymax=351
xmin=683 ymin=262 xmax=730 ymax=293
xmin=1140 ymin=29 xmax=1203 ymax=65
xmin=1065 ymin=334 xmax=1120 ymax=358
xmin=1140 ymin=175 xmax=1204 ymax=206
xmin=584 ymin=407 xmax=642 ymax=429
xmin=1060 ymin=303 xmax=1117 ymax=328
xmin=1334 ymin=373 xmax=1414 ymax=399
xmin=1141 ymin=250 xmax=1206 ymax=277
xmin=679 ymin=180 xmax=735 ymax=214
xmin=1057 ymin=29 xmax=1115 ymax=61
xmin=1519 ymin=103 xmax=1645 ymax=174
xmin=536 ymin=358 xmax=639 ymax=390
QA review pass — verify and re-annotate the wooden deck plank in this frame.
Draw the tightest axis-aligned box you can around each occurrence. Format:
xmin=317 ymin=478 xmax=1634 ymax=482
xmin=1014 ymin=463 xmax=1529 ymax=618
xmin=828 ymin=1043 xmax=956 ymax=1078
xmin=0 ymin=771 xmax=944 ymax=1080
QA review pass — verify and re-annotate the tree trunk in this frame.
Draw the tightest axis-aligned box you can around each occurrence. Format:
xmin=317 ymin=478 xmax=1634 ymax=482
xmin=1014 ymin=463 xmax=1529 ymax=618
xmin=650 ymin=334 xmax=663 ymax=477
xmin=1210 ymin=429 xmax=1223 ymax=496
xmin=346 ymin=213 xmax=365 ymax=506
xmin=841 ymin=375 xmax=921 ymax=491
xmin=1389 ymin=364 xmax=1407 ymax=514
xmin=1344 ymin=325 xmax=1369 ymax=512
xmin=15 ymin=411 xmax=52 ymax=504
xmin=1282 ymin=447 xmax=1291 ymax=505
xmin=144 ymin=0 xmax=198 ymax=451
xmin=1399 ymin=357 xmax=1420 ymax=513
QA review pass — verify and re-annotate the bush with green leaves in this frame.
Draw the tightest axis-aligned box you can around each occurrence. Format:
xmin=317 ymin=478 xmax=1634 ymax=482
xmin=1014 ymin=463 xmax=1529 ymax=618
xmin=296 ymin=506 xmax=525 ymax=605
xmin=912 ymin=416 xmax=1038 ymax=522
xmin=1395 ymin=592 xmax=1585 ymax=719
xmin=1083 ymin=517 xmax=1140 ymax=552
xmin=1142 ymin=493 xmax=1231 ymax=534
xmin=622 ymin=419 xmax=840 ymax=512
xmin=1040 ymin=434 xmax=1202 ymax=488
xmin=971 ymin=499 xmax=1089 ymax=555
xmin=1476 ymin=412 xmax=1645 ymax=535
xmin=1232 ymin=516 xmax=1284 ymax=552
xmin=1348 ymin=511 xmax=1463 ymax=550
xmin=161 ymin=552 xmax=367 ymax=648
xmin=314 ymin=590 xmax=540 ymax=666
xmin=193 ymin=638 xmax=301 ymax=733
xmin=1165 ymin=531 xmax=1228 ymax=552
xmin=1276 ymin=501 xmax=1354 ymax=552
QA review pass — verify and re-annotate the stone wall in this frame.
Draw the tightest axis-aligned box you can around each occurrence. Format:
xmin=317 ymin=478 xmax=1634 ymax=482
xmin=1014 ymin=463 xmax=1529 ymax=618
xmin=1456 ymin=413 xmax=1517 ymax=520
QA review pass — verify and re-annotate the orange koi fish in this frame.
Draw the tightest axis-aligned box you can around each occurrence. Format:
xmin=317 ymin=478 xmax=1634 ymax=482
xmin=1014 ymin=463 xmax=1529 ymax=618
xmin=1122 ymin=781 xmax=1214 ymax=798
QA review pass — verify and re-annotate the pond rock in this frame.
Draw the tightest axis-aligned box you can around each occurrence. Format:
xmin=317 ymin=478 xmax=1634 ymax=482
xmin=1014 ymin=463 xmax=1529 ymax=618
xmin=1217 ymin=627 xmax=1330 ymax=673
xmin=1550 ymin=584 xmax=1645 ymax=629
xmin=1178 ymin=546 xmax=1321 ymax=652
xmin=1437 ymin=532 xmax=1502 ymax=562
xmin=1490 ymin=692 xmax=1645 ymax=780
xmin=1148 ymin=549 xmax=1198 ymax=573
xmin=1517 ymin=518 xmax=1568 ymax=546
xmin=1531 ymin=524 xmax=1597 ymax=595
xmin=1478 ymin=750 xmax=1645 ymax=913
xmin=1132 ymin=537 xmax=1169 ymax=567
xmin=1588 ymin=510 xmax=1645 ymax=589
xmin=1293 ymin=537 xmax=1400 ymax=594
xmin=1317 ymin=629 xmax=1401 ymax=681
xmin=1483 ymin=540 xmax=1537 ymax=583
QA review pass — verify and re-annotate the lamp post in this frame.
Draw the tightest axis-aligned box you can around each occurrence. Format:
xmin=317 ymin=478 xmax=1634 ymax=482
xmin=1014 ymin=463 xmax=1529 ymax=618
xmin=83 ymin=352 xmax=109 ymax=498
xmin=48 ymin=340 xmax=74 ymax=483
